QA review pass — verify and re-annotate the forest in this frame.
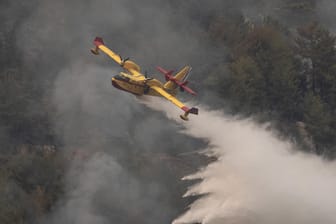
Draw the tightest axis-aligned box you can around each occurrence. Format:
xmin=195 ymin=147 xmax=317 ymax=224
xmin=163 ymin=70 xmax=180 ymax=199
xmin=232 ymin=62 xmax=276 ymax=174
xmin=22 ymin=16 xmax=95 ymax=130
xmin=207 ymin=17 xmax=336 ymax=155
xmin=1 ymin=0 xmax=336 ymax=223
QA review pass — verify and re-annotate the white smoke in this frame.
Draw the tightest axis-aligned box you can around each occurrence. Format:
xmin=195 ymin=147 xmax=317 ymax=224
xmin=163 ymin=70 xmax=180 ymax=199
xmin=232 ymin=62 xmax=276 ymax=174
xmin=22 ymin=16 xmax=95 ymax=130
xmin=142 ymin=98 xmax=336 ymax=224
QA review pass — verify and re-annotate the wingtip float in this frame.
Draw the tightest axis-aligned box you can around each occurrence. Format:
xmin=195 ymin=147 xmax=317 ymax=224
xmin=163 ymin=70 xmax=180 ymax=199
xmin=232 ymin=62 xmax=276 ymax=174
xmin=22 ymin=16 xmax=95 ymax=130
xmin=91 ymin=37 xmax=199 ymax=121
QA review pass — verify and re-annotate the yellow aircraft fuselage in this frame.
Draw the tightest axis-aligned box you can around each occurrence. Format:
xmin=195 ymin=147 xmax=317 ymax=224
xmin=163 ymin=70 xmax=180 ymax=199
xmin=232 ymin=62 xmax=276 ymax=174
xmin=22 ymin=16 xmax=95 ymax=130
xmin=111 ymin=72 xmax=176 ymax=96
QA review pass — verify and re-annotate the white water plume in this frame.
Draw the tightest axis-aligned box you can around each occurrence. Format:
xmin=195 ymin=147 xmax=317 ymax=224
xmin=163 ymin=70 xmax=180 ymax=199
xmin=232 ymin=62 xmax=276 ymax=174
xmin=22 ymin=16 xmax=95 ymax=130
xmin=142 ymin=98 xmax=336 ymax=224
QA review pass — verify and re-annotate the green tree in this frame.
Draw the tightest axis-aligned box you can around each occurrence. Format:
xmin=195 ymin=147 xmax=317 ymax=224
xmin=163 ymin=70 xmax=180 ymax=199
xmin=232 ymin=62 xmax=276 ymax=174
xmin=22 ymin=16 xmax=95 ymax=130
xmin=228 ymin=56 xmax=266 ymax=111
xmin=0 ymin=150 xmax=65 ymax=223
xmin=228 ymin=25 xmax=301 ymax=120
xmin=296 ymin=22 xmax=336 ymax=104
xmin=296 ymin=23 xmax=336 ymax=153
xmin=303 ymin=93 xmax=335 ymax=154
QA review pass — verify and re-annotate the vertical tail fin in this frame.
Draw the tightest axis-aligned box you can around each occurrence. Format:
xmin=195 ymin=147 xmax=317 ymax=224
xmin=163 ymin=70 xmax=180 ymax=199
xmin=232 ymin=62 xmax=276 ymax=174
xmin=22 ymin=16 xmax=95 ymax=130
xmin=163 ymin=66 xmax=192 ymax=90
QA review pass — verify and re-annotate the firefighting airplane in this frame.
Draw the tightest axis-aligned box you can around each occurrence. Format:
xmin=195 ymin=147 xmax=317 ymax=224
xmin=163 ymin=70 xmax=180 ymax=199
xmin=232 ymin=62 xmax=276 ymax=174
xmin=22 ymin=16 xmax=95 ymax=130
xmin=90 ymin=37 xmax=198 ymax=120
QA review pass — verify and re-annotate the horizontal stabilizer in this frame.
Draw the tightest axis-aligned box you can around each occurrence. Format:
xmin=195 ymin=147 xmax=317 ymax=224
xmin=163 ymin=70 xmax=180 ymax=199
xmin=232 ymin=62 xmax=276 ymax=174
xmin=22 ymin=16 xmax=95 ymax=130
xmin=158 ymin=65 xmax=196 ymax=95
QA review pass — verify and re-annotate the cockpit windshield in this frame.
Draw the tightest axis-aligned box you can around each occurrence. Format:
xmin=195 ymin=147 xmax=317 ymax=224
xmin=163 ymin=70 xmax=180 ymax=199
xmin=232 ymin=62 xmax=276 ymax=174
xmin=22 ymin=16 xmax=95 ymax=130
xmin=114 ymin=73 xmax=130 ymax=81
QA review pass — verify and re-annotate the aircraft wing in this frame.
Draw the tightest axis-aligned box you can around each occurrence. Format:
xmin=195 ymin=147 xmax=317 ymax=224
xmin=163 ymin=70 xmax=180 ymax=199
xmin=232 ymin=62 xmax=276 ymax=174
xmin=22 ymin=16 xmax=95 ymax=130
xmin=150 ymin=85 xmax=198 ymax=120
xmin=91 ymin=37 xmax=123 ymax=65
xmin=91 ymin=37 xmax=143 ymax=77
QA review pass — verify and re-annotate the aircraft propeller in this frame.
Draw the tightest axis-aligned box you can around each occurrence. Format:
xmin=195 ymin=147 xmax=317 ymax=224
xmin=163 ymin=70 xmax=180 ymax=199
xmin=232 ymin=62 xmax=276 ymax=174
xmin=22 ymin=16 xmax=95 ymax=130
xmin=119 ymin=55 xmax=130 ymax=66
xmin=144 ymin=71 xmax=153 ymax=80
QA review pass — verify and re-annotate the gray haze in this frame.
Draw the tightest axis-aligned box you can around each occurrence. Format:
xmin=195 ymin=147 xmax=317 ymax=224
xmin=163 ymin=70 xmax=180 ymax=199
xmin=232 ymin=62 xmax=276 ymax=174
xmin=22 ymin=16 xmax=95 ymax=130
xmin=13 ymin=0 xmax=218 ymax=223
xmin=3 ymin=0 xmax=336 ymax=223
xmin=146 ymin=100 xmax=336 ymax=224
xmin=317 ymin=0 xmax=336 ymax=32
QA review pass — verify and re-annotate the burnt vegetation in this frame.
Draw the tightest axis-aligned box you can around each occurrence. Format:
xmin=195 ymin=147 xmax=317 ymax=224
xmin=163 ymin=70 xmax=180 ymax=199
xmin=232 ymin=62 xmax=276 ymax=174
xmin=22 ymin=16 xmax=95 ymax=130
xmin=1 ymin=0 xmax=336 ymax=223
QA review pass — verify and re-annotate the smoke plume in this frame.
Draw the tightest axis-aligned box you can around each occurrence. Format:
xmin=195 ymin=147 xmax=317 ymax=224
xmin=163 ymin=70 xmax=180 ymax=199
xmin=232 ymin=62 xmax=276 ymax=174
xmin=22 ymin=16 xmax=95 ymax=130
xmin=11 ymin=1 xmax=218 ymax=223
xmin=143 ymin=98 xmax=336 ymax=224
xmin=4 ymin=1 xmax=336 ymax=223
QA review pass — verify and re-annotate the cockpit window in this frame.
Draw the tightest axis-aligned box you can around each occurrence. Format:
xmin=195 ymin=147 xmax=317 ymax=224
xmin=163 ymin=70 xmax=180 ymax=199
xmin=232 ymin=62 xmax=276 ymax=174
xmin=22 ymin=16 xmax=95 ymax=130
xmin=114 ymin=74 xmax=130 ymax=82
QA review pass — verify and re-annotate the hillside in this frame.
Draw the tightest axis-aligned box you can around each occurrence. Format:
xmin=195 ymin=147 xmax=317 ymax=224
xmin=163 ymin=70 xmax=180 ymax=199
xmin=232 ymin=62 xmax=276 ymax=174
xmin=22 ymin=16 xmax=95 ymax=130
xmin=1 ymin=0 xmax=336 ymax=223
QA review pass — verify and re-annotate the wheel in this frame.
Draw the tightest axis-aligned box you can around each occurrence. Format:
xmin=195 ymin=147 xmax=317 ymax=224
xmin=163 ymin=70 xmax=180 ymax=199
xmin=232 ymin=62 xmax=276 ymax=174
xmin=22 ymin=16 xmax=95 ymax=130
xmin=90 ymin=48 xmax=99 ymax=55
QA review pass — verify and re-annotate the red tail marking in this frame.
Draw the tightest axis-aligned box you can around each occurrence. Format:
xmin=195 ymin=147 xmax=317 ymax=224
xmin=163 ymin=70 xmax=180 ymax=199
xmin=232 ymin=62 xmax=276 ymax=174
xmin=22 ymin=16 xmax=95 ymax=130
xmin=156 ymin=66 xmax=169 ymax=74
xmin=180 ymin=85 xmax=197 ymax=96
xmin=157 ymin=66 xmax=174 ymax=81
xmin=93 ymin=37 xmax=104 ymax=46
xmin=156 ymin=65 xmax=197 ymax=96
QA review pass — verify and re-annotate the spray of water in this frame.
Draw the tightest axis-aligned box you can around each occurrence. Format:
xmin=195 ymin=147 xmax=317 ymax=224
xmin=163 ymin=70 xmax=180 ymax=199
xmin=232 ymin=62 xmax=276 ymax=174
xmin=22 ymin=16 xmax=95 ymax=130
xmin=142 ymin=98 xmax=336 ymax=224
